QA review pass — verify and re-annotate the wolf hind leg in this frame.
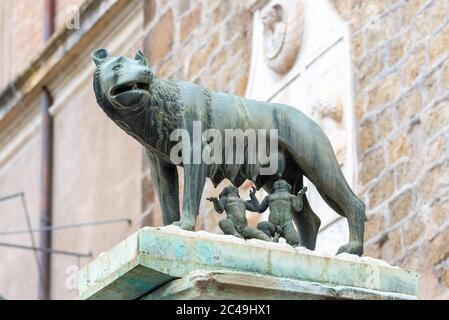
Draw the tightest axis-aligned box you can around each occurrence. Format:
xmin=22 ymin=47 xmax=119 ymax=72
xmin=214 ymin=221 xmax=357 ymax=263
xmin=316 ymin=184 xmax=365 ymax=256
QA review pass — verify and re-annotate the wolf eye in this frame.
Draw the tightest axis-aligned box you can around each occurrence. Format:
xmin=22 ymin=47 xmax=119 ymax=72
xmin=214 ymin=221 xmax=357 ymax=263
xmin=112 ymin=64 xmax=123 ymax=71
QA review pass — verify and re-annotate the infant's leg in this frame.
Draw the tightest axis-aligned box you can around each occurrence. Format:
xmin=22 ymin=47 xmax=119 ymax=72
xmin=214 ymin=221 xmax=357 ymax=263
xmin=242 ymin=226 xmax=273 ymax=242
xmin=219 ymin=219 xmax=243 ymax=238
xmin=257 ymin=221 xmax=277 ymax=237
xmin=282 ymin=222 xmax=301 ymax=247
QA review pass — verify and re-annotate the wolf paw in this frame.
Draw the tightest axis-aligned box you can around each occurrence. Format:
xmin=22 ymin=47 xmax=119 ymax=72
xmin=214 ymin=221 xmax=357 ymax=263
xmin=172 ymin=217 xmax=196 ymax=231
xmin=336 ymin=241 xmax=363 ymax=256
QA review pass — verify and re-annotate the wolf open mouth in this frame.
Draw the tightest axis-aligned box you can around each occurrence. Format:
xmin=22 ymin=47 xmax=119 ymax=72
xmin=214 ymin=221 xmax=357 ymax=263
xmin=111 ymin=81 xmax=149 ymax=96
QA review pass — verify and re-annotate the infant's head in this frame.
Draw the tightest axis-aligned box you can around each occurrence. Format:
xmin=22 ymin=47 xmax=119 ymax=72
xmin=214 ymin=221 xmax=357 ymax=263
xmin=219 ymin=185 xmax=240 ymax=198
xmin=272 ymin=179 xmax=292 ymax=193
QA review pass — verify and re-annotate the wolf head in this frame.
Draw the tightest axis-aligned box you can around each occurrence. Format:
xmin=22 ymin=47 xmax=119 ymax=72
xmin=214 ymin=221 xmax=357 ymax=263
xmin=91 ymin=48 xmax=153 ymax=112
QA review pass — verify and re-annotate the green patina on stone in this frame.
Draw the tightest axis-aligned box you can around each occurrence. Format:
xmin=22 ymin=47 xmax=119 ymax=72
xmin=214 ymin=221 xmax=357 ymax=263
xmin=79 ymin=227 xmax=419 ymax=300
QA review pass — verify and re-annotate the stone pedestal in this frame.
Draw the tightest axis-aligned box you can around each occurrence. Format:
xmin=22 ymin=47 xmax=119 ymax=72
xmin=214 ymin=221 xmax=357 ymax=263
xmin=79 ymin=227 xmax=419 ymax=300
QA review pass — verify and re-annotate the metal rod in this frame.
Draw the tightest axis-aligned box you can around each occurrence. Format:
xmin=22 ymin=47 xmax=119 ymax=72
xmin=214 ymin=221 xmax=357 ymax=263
xmin=20 ymin=193 xmax=44 ymax=284
xmin=0 ymin=192 xmax=44 ymax=290
xmin=0 ymin=242 xmax=92 ymax=258
xmin=0 ymin=192 xmax=23 ymax=203
xmin=0 ymin=218 xmax=132 ymax=236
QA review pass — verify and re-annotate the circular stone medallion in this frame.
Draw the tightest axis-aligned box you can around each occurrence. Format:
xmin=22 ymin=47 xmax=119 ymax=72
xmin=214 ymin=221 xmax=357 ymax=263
xmin=261 ymin=1 xmax=304 ymax=74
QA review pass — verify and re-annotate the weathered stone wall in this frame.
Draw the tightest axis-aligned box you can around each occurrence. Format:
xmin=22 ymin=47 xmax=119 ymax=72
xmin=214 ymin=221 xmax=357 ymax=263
xmin=331 ymin=0 xmax=449 ymax=299
xmin=0 ymin=135 xmax=41 ymax=300
xmin=46 ymin=1 xmax=145 ymax=300
xmin=0 ymin=0 xmax=145 ymax=300
xmin=0 ymin=0 xmax=87 ymax=91
xmin=49 ymin=68 xmax=143 ymax=299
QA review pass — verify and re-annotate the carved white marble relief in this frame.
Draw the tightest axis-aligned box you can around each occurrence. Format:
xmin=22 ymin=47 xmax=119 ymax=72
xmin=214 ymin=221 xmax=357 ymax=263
xmin=260 ymin=1 xmax=304 ymax=74
xmin=246 ymin=0 xmax=358 ymax=255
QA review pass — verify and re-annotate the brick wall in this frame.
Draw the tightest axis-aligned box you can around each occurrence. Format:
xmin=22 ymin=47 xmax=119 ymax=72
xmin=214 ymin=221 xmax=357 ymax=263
xmin=331 ymin=0 xmax=449 ymax=298
xmin=0 ymin=0 xmax=43 ymax=90
xmin=142 ymin=0 xmax=255 ymax=93
xmin=0 ymin=0 xmax=87 ymax=92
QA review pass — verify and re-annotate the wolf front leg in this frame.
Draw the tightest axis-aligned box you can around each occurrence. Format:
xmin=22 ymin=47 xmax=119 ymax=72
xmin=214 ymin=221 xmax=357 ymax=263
xmin=175 ymin=163 xmax=207 ymax=231
xmin=145 ymin=150 xmax=180 ymax=225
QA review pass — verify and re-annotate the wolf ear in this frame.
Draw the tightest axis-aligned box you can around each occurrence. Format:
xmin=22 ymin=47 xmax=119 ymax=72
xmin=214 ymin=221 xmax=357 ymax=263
xmin=134 ymin=49 xmax=149 ymax=66
xmin=91 ymin=48 xmax=110 ymax=67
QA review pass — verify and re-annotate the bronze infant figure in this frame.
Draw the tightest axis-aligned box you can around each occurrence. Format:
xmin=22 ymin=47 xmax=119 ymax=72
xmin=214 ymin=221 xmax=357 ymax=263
xmin=250 ymin=180 xmax=307 ymax=247
xmin=207 ymin=186 xmax=273 ymax=242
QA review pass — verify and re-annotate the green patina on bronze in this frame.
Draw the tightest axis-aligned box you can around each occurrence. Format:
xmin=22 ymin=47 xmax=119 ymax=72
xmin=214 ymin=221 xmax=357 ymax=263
xmin=91 ymin=48 xmax=366 ymax=256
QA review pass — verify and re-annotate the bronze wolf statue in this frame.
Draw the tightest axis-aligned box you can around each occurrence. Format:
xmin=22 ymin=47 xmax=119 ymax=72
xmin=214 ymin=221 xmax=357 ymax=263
xmin=91 ymin=48 xmax=366 ymax=255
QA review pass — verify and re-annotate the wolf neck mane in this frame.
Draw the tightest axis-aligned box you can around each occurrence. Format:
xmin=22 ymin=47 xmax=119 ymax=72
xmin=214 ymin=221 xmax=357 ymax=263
xmin=147 ymin=76 xmax=185 ymax=144
xmin=93 ymin=70 xmax=185 ymax=149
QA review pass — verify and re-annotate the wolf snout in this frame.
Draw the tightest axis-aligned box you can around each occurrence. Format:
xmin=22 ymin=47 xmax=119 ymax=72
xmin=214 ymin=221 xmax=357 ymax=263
xmin=139 ymin=69 xmax=152 ymax=77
